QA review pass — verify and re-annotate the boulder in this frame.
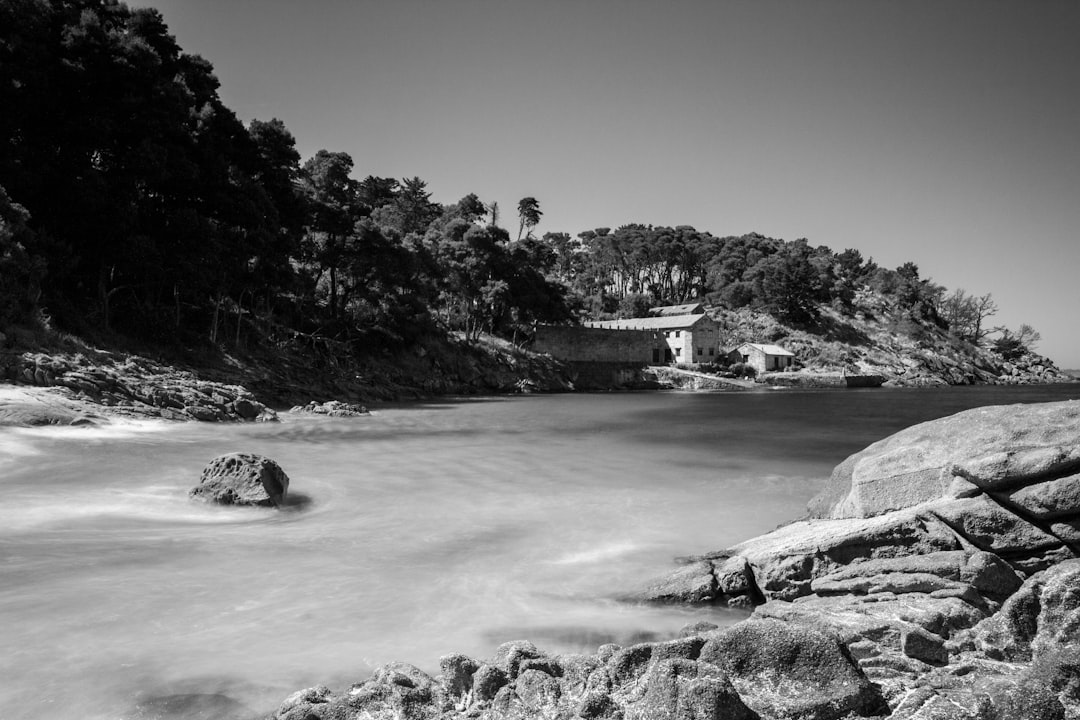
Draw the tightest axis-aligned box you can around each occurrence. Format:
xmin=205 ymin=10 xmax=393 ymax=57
xmin=624 ymin=659 xmax=754 ymax=720
xmin=697 ymin=618 xmax=887 ymax=720
xmin=189 ymin=453 xmax=289 ymax=507
xmin=809 ymin=400 xmax=1080 ymax=520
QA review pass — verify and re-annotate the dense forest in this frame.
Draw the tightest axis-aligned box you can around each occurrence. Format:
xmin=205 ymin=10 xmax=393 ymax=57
xmin=0 ymin=0 xmax=1039 ymax=363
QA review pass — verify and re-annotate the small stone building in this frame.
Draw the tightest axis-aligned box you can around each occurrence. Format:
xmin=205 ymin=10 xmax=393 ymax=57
xmin=729 ymin=342 xmax=796 ymax=373
xmin=648 ymin=302 xmax=705 ymax=317
xmin=586 ymin=314 xmax=719 ymax=364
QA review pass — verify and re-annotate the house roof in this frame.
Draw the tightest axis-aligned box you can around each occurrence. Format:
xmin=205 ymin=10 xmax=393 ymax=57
xmin=648 ymin=303 xmax=705 ymax=317
xmin=586 ymin=313 xmax=714 ymax=331
xmin=736 ymin=342 xmax=795 ymax=356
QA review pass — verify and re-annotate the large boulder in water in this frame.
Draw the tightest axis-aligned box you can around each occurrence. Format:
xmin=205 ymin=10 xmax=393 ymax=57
xmin=189 ymin=453 xmax=289 ymax=507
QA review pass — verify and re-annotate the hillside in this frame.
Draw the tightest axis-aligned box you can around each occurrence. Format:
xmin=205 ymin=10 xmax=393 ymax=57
xmin=708 ymin=288 xmax=1071 ymax=387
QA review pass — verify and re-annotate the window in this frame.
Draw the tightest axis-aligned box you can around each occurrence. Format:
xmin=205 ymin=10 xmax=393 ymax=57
xmin=708 ymin=347 xmax=715 ymax=356
xmin=697 ymin=347 xmax=703 ymax=356
xmin=675 ymin=331 xmax=681 ymax=338
xmin=675 ymin=348 xmax=681 ymax=357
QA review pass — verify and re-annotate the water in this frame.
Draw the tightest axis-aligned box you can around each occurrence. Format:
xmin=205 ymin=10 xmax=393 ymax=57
xmin=1 ymin=384 xmax=1077 ymax=719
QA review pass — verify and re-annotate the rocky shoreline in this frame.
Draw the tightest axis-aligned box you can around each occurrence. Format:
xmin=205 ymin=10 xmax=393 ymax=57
xmin=271 ymin=400 xmax=1080 ymax=720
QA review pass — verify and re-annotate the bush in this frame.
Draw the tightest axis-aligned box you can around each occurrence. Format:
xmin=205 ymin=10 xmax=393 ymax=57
xmin=729 ymin=362 xmax=757 ymax=379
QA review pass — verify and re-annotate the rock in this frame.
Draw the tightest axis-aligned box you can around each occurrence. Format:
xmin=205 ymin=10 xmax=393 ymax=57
xmin=901 ymin=626 xmax=948 ymax=665
xmin=515 ymin=668 xmax=561 ymax=711
xmin=489 ymin=639 xmax=544 ymax=680
xmin=729 ymin=509 xmax=960 ymax=601
xmin=930 ymin=494 xmax=1065 ymax=555
xmin=637 ymin=560 xmax=717 ymax=603
xmin=231 ymin=397 xmax=262 ymax=420
xmin=470 ymin=663 xmax=508 ymax=702
xmin=956 ymin=559 xmax=1080 ymax=662
xmin=189 ymin=453 xmax=289 ymax=507
xmin=1004 ymin=472 xmax=1080 ymax=519
xmin=698 ymin=618 xmax=887 ymax=720
xmin=809 ymin=400 xmax=1080 ymax=520
xmin=0 ymin=401 xmax=78 ymax=426
xmin=624 ymin=659 xmax=754 ymax=720
xmin=291 ymin=400 xmax=369 ymax=417
xmin=439 ymin=653 xmax=478 ymax=698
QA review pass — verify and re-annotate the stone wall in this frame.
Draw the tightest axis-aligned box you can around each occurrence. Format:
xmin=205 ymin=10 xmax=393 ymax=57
xmin=533 ymin=325 xmax=658 ymax=364
xmin=761 ymin=373 xmax=885 ymax=388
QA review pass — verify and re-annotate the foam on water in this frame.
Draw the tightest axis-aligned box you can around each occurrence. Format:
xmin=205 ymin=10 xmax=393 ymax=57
xmin=549 ymin=540 xmax=642 ymax=565
xmin=0 ymin=485 xmax=280 ymax=533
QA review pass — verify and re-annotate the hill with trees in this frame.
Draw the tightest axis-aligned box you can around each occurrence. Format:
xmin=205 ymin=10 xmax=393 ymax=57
xmin=0 ymin=1 xmax=1068 ymax=400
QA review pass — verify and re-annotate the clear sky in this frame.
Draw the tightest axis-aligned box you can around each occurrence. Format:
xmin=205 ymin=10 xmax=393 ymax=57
xmin=132 ymin=0 xmax=1080 ymax=368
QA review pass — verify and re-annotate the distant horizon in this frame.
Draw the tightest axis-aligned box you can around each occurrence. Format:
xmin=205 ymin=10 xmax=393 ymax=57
xmin=131 ymin=0 xmax=1080 ymax=368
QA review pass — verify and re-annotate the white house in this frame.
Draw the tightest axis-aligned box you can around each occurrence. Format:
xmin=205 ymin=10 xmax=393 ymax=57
xmin=728 ymin=342 xmax=795 ymax=373
xmin=586 ymin=314 xmax=719 ymax=364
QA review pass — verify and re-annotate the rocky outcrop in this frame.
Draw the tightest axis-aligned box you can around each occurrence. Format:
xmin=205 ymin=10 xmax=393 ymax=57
xmin=0 ymin=350 xmax=277 ymax=422
xmin=634 ymin=399 xmax=1080 ymax=718
xmin=275 ymin=628 xmax=883 ymax=720
xmin=189 ymin=453 xmax=289 ymax=507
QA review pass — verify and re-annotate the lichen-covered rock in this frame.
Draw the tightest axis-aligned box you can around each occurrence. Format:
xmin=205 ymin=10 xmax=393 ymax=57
xmin=189 ymin=453 xmax=289 ymax=507
xmin=955 ymin=559 xmax=1080 ymax=662
xmin=698 ymin=618 xmax=887 ymax=720
xmin=624 ymin=658 xmax=754 ymax=720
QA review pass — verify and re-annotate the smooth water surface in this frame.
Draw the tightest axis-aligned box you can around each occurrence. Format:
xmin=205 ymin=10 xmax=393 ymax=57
xmin=1 ymin=384 xmax=1077 ymax=719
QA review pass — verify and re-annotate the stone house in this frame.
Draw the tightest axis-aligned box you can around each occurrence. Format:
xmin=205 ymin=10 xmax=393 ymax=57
xmin=728 ymin=342 xmax=796 ymax=373
xmin=586 ymin=314 xmax=719 ymax=364
xmin=647 ymin=302 xmax=705 ymax=317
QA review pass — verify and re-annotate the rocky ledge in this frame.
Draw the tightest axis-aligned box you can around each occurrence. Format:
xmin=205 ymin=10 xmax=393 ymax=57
xmin=276 ymin=400 xmax=1080 ymax=719
xmin=0 ymin=350 xmax=277 ymax=423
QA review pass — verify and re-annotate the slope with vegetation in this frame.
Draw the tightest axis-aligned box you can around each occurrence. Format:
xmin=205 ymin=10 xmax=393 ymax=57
xmin=0 ymin=1 xmax=1068 ymax=407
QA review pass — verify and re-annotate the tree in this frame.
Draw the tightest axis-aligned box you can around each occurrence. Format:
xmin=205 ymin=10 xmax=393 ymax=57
xmin=0 ymin=185 xmax=45 ymax=327
xmin=517 ymin=197 xmax=542 ymax=241
xmin=991 ymin=324 xmax=1041 ymax=361
xmin=749 ymin=240 xmax=821 ymax=323
xmin=301 ymin=150 xmax=360 ymax=319
xmin=618 ymin=293 xmax=653 ymax=319
xmin=941 ymin=289 xmax=998 ymax=343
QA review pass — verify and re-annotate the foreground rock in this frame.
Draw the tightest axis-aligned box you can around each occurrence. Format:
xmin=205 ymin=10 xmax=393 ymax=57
xmin=275 ymin=626 xmax=884 ymax=720
xmin=636 ymin=399 xmax=1080 ymax=718
xmin=189 ymin=453 xmax=289 ymax=507
xmin=271 ymin=401 xmax=1080 ymax=719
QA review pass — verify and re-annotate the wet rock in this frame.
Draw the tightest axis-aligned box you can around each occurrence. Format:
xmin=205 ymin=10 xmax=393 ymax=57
xmin=189 ymin=453 xmax=289 ymax=507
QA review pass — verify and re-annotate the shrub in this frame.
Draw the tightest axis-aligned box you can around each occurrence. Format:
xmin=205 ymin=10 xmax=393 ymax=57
xmin=730 ymin=362 xmax=757 ymax=379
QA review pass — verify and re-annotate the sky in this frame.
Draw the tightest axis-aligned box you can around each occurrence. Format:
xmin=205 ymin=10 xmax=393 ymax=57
xmin=132 ymin=0 xmax=1080 ymax=368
